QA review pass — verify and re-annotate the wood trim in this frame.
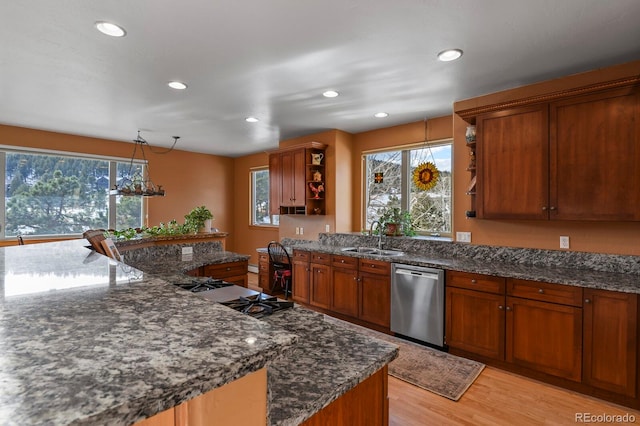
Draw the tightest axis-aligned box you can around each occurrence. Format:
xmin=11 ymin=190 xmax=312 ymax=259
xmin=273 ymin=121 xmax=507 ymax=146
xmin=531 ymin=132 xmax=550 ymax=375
xmin=456 ymin=76 xmax=640 ymax=120
xmin=267 ymin=141 xmax=327 ymax=154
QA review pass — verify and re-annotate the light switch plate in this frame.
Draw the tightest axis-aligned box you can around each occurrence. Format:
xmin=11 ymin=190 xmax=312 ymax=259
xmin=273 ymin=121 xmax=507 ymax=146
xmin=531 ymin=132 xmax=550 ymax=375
xmin=325 ymin=224 xmax=330 ymax=232
xmin=182 ymin=246 xmax=193 ymax=255
xmin=456 ymin=232 xmax=472 ymax=243
xmin=560 ymin=236 xmax=570 ymax=249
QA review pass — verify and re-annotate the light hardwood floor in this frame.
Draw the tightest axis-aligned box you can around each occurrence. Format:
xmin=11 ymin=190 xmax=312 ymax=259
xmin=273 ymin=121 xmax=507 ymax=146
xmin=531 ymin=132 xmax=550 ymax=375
xmin=247 ymin=273 xmax=640 ymax=425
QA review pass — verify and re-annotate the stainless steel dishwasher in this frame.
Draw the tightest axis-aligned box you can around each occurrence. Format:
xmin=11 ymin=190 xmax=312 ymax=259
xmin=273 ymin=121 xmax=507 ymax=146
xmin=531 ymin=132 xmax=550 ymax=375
xmin=391 ymin=263 xmax=445 ymax=348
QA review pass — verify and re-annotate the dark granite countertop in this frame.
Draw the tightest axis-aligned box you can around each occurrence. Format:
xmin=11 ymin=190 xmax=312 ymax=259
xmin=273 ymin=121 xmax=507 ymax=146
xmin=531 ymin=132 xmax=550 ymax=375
xmin=0 ymin=239 xmax=397 ymax=425
xmin=287 ymin=241 xmax=640 ymax=294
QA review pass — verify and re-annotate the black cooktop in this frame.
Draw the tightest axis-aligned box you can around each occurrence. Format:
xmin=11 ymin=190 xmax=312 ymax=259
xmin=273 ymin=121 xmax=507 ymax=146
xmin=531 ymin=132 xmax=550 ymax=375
xmin=173 ymin=277 xmax=234 ymax=293
xmin=220 ymin=294 xmax=294 ymax=318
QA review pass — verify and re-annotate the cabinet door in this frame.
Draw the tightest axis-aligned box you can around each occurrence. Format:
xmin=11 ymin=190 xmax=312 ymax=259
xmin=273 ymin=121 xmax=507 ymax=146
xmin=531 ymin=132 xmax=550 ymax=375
xmin=550 ymin=88 xmax=640 ymax=220
xmin=332 ymin=267 xmax=359 ymax=317
xmin=310 ymin=263 xmax=332 ymax=309
xmin=358 ymin=272 xmax=390 ymax=328
xmin=268 ymin=153 xmax=281 ymax=215
xmin=583 ymin=289 xmax=638 ymax=397
xmin=476 ymin=105 xmax=549 ymax=219
xmin=446 ymin=287 xmax=505 ymax=360
xmin=292 ymin=260 xmax=310 ymax=304
xmin=280 ymin=149 xmax=306 ymax=207
xmin=258 ymin=253 xmax=271 ymax=291
xmin=506 ymin=297 xmax=582 ymax=381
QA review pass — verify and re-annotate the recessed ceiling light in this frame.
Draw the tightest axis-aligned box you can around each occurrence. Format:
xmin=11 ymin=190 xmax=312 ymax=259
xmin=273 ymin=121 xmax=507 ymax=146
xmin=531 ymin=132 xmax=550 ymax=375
xmin=95 ymin=21 xmax=126 ymax=37
xmin=323 ymin=90 xmax=339 ymax=98
xmin=437 ymin=49 xmax=463 ymax=62
xmin=168 ymin=81 xmax=188 ymax=90
xmin=245 ymin=117 xmax=259 ymax=123
xmin=374 ymin=112 xmax=389 ymax=118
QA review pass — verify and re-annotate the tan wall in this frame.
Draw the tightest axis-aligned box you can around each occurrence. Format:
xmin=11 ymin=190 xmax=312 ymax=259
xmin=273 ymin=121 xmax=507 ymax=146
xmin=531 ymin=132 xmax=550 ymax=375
xmin=232 ymin=152 xmax=279 ymax=266
xmin=453 ymin=59 xmax=640 ymax=256
xmin=351 ymin=117 xmax=453 ymax=232
xmin=0 ymin=125 xmax=236 ymax=250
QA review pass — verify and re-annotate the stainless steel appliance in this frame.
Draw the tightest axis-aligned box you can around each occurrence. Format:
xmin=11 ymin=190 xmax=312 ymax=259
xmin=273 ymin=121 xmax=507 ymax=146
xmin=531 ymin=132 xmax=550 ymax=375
xmin=391 ymin=264 xmax=445 ymax=348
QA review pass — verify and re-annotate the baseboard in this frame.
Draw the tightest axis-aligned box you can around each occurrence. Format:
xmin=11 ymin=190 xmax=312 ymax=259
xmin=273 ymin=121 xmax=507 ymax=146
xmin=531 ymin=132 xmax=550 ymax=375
xmin=248 ymin=264 xmax=258 ymax=274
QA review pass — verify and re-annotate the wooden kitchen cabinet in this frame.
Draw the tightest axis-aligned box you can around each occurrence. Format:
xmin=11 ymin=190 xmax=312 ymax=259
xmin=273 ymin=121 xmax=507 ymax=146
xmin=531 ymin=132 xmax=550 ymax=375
xmin=331 ymin=255 xmax=359 ymax=318
xmin=292 ymin=250 xmax=310 ymax=303
xmin=583 ymin=288 xmax=638 ymax=397
xmin=203 ymin=260 xmax=248 ymax=287
xmin=476 ymin=104 xmax=549 ymax=220
xmin=358 ymin=259 xmax=391 ymax=328
xmin=475 ymin=86 xmax=640 ymax=221
xmin=310 ymin=253 xmax=332 ymax=309
xmin=549 ymin=87 xmax=640 ymax=221
xmin=269 ymin=142 xmax=327 ymax=215
xmin=257 ymin=252 xmax=272 ymax=292
xmin=506 ymin=278 xmax=583 ymax=381
xmin=446 ymin=271 xmax=506 ymax=360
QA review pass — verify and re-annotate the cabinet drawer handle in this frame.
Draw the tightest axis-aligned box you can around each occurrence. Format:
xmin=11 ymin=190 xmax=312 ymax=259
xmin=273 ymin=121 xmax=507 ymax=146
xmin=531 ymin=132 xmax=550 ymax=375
xmin=506 ymin=306 xmax=512 ymax=311
xmin=471 ymin=279 xmax=477 ymax=284
xmin=585 ymin=298 xmax=591 ymax=304
xmin=538 ymin=288 xmax=544 ymax=294
xmin=498 ymin=305 xmax=504 ymax=310
xmin=341 ymin=259 xmax=345 ymax=263
xmin=542 ymin=206 xmax=547 ymax=211
xmin=549 ymin=206 xmax=556 ymax=211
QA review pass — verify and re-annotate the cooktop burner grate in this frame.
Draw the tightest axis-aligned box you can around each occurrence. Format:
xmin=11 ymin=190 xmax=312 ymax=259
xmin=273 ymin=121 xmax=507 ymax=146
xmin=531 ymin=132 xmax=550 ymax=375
xmin=173 ymin=277 xmax=234 ymax=293
xmin=220 ymin=293 xmax=294 ymax=318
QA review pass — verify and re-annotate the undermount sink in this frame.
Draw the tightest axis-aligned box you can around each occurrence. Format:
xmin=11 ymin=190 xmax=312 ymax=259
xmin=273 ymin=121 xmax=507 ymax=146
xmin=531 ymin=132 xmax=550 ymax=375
xmin=340 ymin=247 xmax=404 ymax=257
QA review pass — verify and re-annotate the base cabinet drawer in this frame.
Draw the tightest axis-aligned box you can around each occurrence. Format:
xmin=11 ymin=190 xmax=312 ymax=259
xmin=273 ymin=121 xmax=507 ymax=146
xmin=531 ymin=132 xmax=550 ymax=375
xmin=203 ymin=261 xmax=248 ymax=287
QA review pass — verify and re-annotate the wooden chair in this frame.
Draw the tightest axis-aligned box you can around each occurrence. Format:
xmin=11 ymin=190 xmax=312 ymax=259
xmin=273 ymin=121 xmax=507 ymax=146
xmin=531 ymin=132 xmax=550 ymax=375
xmin=267 ymin=241 xmax=292 ymax=299
xmin=82 ymin=229 xmax=108 ymax=256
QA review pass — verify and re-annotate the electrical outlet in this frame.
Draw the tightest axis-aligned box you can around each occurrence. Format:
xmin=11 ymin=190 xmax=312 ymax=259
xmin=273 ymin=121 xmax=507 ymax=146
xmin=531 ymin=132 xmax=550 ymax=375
xmin=181 ymin=246 xmax=193 ymax=255
xmin=295 ymin=227 xmax=300 ymax=235
xmin=560 ymin=236 xmax=570 ymax=249
xmin=325 ymin=224 xmax=330 ymax=232
xmin=300 ymin=227 xmax=304 ymax=235
xmin=456 ymin=232 xmax=472 ymax=243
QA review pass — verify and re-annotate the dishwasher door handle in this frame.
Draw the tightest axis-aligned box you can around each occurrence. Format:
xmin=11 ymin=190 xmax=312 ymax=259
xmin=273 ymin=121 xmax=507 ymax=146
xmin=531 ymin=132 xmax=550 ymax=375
xmin=395 ymin=269 xmax=440 ymax=281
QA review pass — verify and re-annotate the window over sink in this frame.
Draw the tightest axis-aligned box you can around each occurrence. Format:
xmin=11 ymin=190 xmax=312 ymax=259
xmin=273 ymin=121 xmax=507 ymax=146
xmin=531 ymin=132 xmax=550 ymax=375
xmin=363 ymin=140 xmax=452 ymax=236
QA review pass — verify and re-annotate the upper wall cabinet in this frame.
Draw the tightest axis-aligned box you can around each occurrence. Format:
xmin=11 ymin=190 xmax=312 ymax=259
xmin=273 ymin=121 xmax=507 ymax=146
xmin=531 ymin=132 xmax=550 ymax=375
xmin=475 ymin=86 xmax=640 ymax=221
xmin=269 ymin=142 xmax=327 ymax=215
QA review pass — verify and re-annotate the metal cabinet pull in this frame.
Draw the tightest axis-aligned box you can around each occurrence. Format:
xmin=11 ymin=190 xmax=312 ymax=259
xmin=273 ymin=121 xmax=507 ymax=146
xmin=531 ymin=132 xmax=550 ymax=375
xmin=542 ymin=206 xmax=548 ymax=211
xmin=549 ymin=206 xmax=556 ymax=210
xmin=506 ymin=306 xmax=512 ymax=311
xmin=585 ymin=298 xmax=591 ymax=304
xmin=471 ymin=279 xmax=477 ymax=283
xmin=498 ymin=305 xmax=504 ymax=310
xmin=538 ymin=288 xmax=544 ymax=294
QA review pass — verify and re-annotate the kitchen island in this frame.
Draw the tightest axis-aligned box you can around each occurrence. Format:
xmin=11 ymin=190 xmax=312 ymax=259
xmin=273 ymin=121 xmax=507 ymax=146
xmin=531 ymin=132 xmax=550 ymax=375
xmin=0 ymin=239 xmax=397 ymax=425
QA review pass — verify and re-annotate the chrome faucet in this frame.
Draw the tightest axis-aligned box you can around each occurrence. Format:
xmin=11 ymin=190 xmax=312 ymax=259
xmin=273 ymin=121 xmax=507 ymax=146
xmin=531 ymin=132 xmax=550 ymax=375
xmin=369 ymin=220 xmax=383 ymax=250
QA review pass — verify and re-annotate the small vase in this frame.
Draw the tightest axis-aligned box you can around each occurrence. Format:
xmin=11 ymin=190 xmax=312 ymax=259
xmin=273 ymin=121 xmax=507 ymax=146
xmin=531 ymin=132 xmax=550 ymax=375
xmin=199 ymin=219 xmax=212 ymax=233
xmin=465 ymin=126 xmax=476 ymax=143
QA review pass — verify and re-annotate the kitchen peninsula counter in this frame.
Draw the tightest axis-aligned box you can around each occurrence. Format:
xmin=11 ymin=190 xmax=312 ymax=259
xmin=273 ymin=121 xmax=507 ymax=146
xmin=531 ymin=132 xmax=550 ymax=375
xmin=0 ymin=239 xmax=397 ymax=425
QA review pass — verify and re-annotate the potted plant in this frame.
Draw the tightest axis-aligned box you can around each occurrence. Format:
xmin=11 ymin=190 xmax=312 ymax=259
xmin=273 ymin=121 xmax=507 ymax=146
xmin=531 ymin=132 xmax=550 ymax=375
xmin=184 ymin=205 xmax=214 ymax=233
xmin=377 ymin=207 xmax=415 ymax=236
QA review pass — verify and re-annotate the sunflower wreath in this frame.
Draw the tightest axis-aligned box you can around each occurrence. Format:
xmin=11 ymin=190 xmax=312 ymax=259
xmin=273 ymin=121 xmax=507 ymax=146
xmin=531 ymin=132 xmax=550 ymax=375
xmin=413 ymin=162 xmax=439 ymax=191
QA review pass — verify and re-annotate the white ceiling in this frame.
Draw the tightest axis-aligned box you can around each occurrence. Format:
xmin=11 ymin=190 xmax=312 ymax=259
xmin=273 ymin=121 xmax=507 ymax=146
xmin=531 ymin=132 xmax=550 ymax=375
xmin=2 ymin=1 xmax=640 ymax=157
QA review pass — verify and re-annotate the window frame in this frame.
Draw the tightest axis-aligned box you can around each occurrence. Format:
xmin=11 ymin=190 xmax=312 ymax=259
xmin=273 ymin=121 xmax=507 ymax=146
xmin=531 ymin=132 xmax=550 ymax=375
xmin=0 ymin=146 xmax=146 ymax=240
xmin=362 ymin=139 xmax=453 ymax=237
xmin=249 ymin=166 xmax=278 ymax=227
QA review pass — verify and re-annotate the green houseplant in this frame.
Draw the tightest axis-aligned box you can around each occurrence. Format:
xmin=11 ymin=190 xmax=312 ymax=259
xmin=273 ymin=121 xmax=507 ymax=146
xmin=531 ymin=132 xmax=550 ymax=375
xmin=184 ymin=205 xmax=214 ymax=233
xmin=377 ymin=207 xmax=415 ymax=236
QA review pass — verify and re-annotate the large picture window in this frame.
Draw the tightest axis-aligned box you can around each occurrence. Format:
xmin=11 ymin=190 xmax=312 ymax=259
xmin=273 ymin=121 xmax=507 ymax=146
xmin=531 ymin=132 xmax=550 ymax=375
xmin=250 ymin=167 xmax=278 ymax=226
xmin=363 ymin=141 xmax=452 ymax=236
xmin=1 ymin=149 xmax=144 ymax=238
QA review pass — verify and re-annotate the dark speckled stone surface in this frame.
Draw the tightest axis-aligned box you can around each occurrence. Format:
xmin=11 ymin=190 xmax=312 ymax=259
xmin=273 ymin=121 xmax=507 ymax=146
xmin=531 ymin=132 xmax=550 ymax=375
xmin=282 ymin=234 xmax=640 ymax=294
xmin=0 ymin=238 xmax=397 ymax=426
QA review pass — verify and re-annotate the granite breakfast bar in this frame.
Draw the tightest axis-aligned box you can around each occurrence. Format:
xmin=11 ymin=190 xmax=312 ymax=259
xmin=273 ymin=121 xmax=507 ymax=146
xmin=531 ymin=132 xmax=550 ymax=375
xmin=0 ymin=239 xmax=398 ymax=425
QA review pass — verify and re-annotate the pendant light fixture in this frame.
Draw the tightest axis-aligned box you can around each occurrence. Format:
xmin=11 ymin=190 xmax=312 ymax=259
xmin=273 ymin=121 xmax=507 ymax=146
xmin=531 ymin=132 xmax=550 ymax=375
xmin=110 ymin=131 xmax=179 ymax=197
